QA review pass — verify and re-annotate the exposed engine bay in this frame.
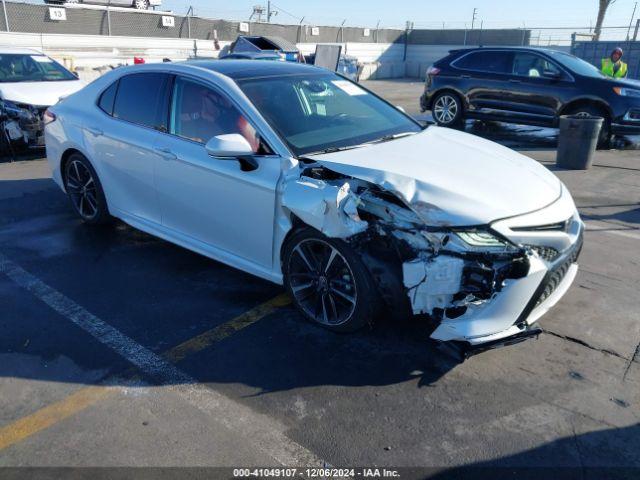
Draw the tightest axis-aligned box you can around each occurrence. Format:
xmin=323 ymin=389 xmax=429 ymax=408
xmin=283 ymin=161 xmax=533 ymax=330
xmin=0 ymin=99 xmax=46 ymax=156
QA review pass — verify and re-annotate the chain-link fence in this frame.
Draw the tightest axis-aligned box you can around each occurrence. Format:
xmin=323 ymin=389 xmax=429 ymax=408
xmin=0 ymin=0 xmax=527 ymax=46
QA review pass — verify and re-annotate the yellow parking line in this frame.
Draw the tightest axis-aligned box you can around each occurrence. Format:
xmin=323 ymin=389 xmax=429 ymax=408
xmin=0 ymin=386 xmax=114 ymax=451
xmin=164 ymin=293 xmax=291 ymax=363
xmin=0 ymin=293 xmax=290 ymax=452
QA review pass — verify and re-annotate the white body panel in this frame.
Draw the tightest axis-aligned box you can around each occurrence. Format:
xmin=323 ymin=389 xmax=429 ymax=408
xmin=310 ymin=126 xmax=561 ymax=227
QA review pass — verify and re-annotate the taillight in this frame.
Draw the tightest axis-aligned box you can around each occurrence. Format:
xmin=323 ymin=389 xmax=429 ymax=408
xmin=43 ymin=109 xmax=56 ymax=125
xmin=427 ymin=66 xmax=441 ymax=77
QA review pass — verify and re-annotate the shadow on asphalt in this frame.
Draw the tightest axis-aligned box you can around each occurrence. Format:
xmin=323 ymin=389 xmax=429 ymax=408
xmin=427 ymin=423 xmax=640 ymax=479
xmin=0 ymin=178 xmax=464 ymax=393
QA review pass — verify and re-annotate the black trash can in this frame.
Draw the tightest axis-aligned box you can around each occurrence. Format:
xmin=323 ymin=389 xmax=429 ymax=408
xmin=556 ymin=115 xmax=603 ymax=170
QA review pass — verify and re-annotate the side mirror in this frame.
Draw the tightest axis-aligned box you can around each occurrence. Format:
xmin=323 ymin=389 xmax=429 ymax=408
xmin=205 ymin=134 xmax=253 ymax=157
xmin=543 ymin=70 xmax=562 ymax=80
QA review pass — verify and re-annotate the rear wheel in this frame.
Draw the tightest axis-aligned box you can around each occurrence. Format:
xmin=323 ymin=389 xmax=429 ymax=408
xmin=282 ymin=228 xmax=379 ymax=333
xmin=63 ymin=153 xmax=111 ymax=225
xmin=431 ymin=92 xmax=463 ymax=127
xmin=566 ymin=105 xmax=611 ymax=149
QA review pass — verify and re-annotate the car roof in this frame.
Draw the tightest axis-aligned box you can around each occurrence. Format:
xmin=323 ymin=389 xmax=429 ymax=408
xmin=182 ymin=59 xmax=323 ymax=80
xmin=0 ymin=47 xmax=44 ymax=55
xmin=450 ymin=46 xmax=562 ymax=55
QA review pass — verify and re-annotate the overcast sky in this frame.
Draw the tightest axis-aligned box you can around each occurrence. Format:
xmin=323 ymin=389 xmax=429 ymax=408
xmin=161 ymin=0 xmax=639 ymax=30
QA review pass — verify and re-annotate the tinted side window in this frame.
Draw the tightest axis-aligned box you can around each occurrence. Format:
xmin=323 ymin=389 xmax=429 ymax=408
xmin=98 ymin=80 xmax=118 ymax=115
xmin=113 ymin=73 xmax=170 ymax=130
xmin=170 ymin=77 xmax=262 ymax=152
xmin=512 ymin=52 xmax=562 ymax=77
xmin=454 ymin=51 xmax=511 ymax=74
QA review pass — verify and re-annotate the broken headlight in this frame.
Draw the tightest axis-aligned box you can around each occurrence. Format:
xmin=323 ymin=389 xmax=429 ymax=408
xmin=455 ymin=231 xmax=506 ymax=249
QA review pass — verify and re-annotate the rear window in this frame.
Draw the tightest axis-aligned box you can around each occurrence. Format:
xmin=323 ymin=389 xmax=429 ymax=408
xmin=453 ymin=51 xmax=511 ymax=74
xmin=112 ymin=73 xmax=171 ymax=131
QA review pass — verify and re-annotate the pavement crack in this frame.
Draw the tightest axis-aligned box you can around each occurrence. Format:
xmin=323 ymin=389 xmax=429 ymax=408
xmin=543 ymin=329 xmax=629 ymax=361
xmin=623 ymin=341 xmax=640 ymax=382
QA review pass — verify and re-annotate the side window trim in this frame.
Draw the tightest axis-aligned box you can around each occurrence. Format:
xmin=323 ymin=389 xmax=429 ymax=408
xmin=168 ymin=74 xmax=274 ymax=156
xmin=97 ymin=79 xmax=120 ymax=116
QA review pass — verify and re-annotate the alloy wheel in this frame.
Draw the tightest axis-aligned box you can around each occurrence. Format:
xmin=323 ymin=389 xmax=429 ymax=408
xmin=66 ymin=160 xmax=98 ymax=220
xmin=287 ymin=238 xmax=357 ymax=326
xmin=433 ymin=95 xmax=459 ymax=124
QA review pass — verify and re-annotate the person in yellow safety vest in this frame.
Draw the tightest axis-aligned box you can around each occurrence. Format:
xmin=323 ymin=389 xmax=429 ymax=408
xmin=601 ymin=47 xmax=628 ymax=78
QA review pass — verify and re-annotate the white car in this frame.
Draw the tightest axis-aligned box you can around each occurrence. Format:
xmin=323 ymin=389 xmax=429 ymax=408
xmin=0 ymin=47 xmax=83 ymax=150
xmin=45 ymin=61 xmax=584 ymax=354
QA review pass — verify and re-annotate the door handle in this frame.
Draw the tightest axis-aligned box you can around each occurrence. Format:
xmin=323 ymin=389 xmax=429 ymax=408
xmin=154 ymin=147 xmax=177 ymax=161
xmin=508 ymin=79 xmax=522 ymax=83
xmin=86 ymin=126 xmax=103 ymax=136
xmin=461 ymin=75 xmax=471 ymax=79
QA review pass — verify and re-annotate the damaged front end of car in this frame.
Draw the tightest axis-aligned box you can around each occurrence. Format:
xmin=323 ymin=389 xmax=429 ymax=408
xmin=0 ymin=98 xmax=46 ymax=156
xmin=282 ymin=159 xmax=583 ymax=355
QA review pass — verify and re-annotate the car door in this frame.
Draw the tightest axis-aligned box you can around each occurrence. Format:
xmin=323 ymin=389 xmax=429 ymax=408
xmin=451 ymin=50 xmax=513 ymax=115
xmin=504 ymin=51 xmax=575 ymax=122
xmin=86 ymin=72 xmax=171 ymax=225
xmin=153 ymin=75 xmax=282 ymax=270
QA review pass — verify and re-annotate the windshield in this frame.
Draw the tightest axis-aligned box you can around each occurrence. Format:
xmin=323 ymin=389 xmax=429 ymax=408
xmin=237 ymin=73 xmax=422 ymax=156
xmin=547 ymin=51 xmax=606 ymax=79
xmin=0 ymin=54 xmax=77 ymax=83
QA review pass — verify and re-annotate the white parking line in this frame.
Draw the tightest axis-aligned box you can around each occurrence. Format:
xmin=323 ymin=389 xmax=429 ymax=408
xmin=584 ymin=220 xmax=640 ymax=241
xmin=0 ymin=253 xmax=323 ymax=466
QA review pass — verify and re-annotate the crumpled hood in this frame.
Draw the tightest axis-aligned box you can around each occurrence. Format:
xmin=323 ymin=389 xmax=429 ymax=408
xmin=0 ymin=80 xmax=84 ymax=107
xmin=309 ymin=126 xmax=561 ymax=227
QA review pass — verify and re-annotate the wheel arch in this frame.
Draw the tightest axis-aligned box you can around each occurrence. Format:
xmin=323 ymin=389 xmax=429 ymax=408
xmin=560 ymin=97 xmax=613 ymax=120
xmin=428 ymin=87 xmax=468 ymax=111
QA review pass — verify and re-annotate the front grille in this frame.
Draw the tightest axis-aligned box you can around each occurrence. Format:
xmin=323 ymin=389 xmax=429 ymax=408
xmin=512 ymin=219 xmax=571 ymax=232
xmin=527 ymin=245 xmax=560 ymax=262
xmin=534 ymin=236 xmax=583 ymax=308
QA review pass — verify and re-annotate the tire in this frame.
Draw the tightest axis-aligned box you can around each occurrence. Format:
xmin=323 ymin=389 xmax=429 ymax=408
xmin=133 ymin=0 xmax=149 ymax=9
xmin=282 ymin=227 xmax=379 ymax=333
xmin=565 ymin=105 xmax=611 ymax=149
xmin=63 ymin=153 xmax=112 ymax=225
xmin=431 ymin=92 xmax=464 ymax=127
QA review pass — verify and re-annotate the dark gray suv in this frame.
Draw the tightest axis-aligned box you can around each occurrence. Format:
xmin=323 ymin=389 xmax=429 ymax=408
xmin=420 ymin=47 xmax=640 ymax=146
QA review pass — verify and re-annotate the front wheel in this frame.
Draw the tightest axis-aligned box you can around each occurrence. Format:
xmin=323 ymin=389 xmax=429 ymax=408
xmin=282 ymin=228 xmax=379 ymax=333
xmin=431 ymin=92 xmax=463 ymax=127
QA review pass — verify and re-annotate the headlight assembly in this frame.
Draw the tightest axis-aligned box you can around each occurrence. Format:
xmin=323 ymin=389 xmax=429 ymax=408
xmin=613 ymin=87 xmax=640 ymax=98
xmin=455 ymin=231 xmax=507 ymax=248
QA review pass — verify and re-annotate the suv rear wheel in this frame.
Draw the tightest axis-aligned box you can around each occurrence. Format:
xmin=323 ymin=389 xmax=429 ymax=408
xmin=432 ymin=92 xmax=463 ymax=127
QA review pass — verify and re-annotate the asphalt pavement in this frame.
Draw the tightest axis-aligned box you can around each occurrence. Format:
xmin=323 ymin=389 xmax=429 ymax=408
xmin=0 ymin=80 xmax=639 ymax=477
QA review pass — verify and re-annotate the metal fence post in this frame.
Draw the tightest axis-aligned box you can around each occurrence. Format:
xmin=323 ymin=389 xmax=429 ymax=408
xmin=187 ymin=6 xmax=192 ymax=39
xmin=107 ymin=1 xmax=111 ymax=36
xmin=634 ymin=19 xmax=640 ymax=41
xmin=2 ymin=0 xmax=9 ymax=33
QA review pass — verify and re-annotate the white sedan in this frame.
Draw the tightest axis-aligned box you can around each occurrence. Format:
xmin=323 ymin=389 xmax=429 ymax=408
xmin=44 ymin=61 xmax=584 ymax=354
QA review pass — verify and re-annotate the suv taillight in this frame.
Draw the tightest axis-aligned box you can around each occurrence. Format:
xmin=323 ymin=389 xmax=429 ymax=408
xmin=426 ymin=66 xmax=441 ymax=77
xmin=43 ymin=109 xmax=57 ymax=125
